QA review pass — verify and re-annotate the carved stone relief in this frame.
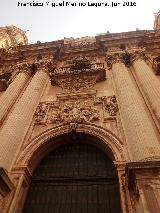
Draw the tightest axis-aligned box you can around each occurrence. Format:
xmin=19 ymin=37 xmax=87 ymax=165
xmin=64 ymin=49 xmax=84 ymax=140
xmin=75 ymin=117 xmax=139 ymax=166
xmin=34 ymin=102 xmax=49 ymax=124
xmin=98 ymin=95 xmax=119 ymax=120
xmin=49 ymin=99 xmax=99 ymax=124
xmin=153 ymin=56 xmax=160 ymax=75
xmin=34 ymin=94 xmax=119 ymax=127
xmin=50 ymin=55 xmax=106 ymax=91
xmin=54 ymin=73 xmax=98 ymax=92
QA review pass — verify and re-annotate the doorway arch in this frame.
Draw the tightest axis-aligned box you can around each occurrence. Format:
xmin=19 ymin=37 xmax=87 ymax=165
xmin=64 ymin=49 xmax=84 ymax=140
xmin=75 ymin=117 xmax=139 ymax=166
xmin=17 ymin=123 xmax=126 ymax=173
xmin=22 ymin=133 xmax=122 ymax=213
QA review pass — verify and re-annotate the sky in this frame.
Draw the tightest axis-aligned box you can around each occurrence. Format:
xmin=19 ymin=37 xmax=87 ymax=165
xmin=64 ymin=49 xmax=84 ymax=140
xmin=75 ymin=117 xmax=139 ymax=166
xmin=0 ymin=0 xmax=160 ymax=44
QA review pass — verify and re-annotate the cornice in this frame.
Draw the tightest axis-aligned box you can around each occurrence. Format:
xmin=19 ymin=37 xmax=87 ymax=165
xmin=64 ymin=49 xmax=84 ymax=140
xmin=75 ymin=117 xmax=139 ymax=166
xmin=1 ymin=29 xmax=160 ymax=70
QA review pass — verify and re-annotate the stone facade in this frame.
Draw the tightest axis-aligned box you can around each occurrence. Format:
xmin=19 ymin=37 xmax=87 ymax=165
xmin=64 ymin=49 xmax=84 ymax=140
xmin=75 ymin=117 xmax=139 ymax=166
xmin=0 ymin=14 xmax=160 ymax=212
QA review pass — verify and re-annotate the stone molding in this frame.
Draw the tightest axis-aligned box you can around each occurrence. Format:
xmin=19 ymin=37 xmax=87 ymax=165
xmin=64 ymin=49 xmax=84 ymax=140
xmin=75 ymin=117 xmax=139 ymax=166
xmin=16 ymin=123 xmax=126 ymax=172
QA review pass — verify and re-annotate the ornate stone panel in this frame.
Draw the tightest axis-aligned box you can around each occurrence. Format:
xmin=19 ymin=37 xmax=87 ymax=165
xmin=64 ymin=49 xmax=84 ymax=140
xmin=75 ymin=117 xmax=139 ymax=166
xmin=34 ymin=94 xmax=119 ymax=126
xmin=98 ymin=95 xmax=119 ymax=119
xmin=50 ymin=56 xmax=106 ymax=92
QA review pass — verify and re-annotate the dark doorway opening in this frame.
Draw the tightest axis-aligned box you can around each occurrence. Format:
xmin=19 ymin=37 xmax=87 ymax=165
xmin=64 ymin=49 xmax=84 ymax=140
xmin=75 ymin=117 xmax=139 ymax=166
xmin=23 ymin=135 xmax=122 ymax=213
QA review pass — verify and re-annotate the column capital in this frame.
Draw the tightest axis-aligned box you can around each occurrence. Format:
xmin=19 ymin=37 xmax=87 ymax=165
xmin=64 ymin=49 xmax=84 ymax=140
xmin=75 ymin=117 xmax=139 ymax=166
xmin=7 ymin=63 xmax=32 ymax=84
xmin=7 ymin=63 xmax=33 ymax=79
xmin=34 ymin=59 xmax=53 ymax=75
xmin=129 ymin=51 xmax=147 ymax=64
xmin=16 ymin=62 xmax=33 ymax=75
xmin=105 ymin=53 xmax=124 ymax=69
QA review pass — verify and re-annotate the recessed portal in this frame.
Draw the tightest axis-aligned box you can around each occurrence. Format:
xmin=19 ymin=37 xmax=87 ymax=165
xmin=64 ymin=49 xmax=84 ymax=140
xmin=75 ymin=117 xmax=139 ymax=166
xmin=23 ymin=134 xmax=122 ymax=213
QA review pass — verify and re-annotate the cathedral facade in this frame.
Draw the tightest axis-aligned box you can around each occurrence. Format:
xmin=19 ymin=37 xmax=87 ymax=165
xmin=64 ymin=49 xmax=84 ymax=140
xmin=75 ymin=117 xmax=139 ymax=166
xmin=0 ymin=14 xmax=160 ymax=212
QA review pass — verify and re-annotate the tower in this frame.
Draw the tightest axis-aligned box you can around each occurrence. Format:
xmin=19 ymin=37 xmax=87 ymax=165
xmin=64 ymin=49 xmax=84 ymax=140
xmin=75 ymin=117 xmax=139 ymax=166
xmin=0 ymin=25 xmax=28 ymax=49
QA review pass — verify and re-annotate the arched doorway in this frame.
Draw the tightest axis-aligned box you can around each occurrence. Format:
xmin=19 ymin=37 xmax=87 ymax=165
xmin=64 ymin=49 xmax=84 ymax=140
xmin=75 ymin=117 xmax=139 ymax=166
xmin=22 ymin=133 xmax=122 ymax=213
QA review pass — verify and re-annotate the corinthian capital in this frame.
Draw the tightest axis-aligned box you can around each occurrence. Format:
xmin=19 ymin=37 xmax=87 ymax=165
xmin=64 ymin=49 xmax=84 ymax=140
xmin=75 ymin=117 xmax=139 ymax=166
xmin=17 ymin=63 xmax=32 ymax=73
xmin=106 ymin=53 xmax=129 ymax=69
xmin=35 ymin=59 xmax=53 ymax=74
xmin=13 ymin=62 xmax=33 ymax=76
xmin=129 ymin=51 xmax=147 ymax=63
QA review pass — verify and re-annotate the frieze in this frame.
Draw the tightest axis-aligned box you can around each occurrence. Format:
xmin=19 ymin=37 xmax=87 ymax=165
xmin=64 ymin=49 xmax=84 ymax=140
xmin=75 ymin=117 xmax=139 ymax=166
xmin=34 ymin=95 xmax=100 ymax=125
xmin=49 ymin=100 xmax=99 ymax=124
xmin=64 ymin=36 xmax=96 ymax=48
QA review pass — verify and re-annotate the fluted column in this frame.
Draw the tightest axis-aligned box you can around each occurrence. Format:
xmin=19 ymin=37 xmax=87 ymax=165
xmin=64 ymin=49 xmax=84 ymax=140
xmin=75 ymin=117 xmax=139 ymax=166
xmin=131 ymin=53 xmax=160 ymax=125
xmin=108 ymin=54 xmax=160 ymax=161
xmin=0 ymin=64 xmax=31 ymax=124
xmin=0 ymin=60 xmax=51 ymax=171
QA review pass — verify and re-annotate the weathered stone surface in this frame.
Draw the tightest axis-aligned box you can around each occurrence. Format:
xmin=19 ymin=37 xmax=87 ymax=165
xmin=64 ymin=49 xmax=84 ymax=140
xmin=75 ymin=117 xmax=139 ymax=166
xmin=1 ymin=13 xmax=160 ymax=213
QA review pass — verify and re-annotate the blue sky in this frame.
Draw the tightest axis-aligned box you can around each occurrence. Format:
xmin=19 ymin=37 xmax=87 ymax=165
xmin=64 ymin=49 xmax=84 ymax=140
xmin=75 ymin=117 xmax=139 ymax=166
xmin=0 ymin=0 xmax=160 ymax=43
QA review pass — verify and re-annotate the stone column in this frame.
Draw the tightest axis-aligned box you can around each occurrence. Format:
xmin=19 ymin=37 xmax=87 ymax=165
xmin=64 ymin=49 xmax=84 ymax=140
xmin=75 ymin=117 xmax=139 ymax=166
xmin=108 ymin=54 xmax=160 ymax=161
xmin=0 ymin=60 xmax=51 ymax=172
xmin=131 ymin=53 xmax=160 ymax=125
xmin=0 ymin=63 xmax=31 ymax=124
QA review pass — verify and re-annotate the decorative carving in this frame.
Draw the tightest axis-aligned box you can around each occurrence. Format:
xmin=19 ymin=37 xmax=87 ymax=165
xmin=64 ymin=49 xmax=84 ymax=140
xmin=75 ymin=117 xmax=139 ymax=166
xmin=34 ymin=94 xmax=119 ymax=127
xmin=153 ymin=56 xmax=160 ymax=75
xmin=34 ymin=59 xmax=53 ymax=73
xmin=16 ymin=62 xmax=33 ymax=75
xmin=17 ymin=122 xmax=125 ymax=167
xmin=99 ymin=95 xmax=119 ymax=119
xmin=104 ymin=95 xmax=119 ymax=116
xmin=55 ymin=73 xmax=97 ymax=92
xmin=128 ymin=51 xmax=147 ymax=63
xmin=34 ymin=103 xmax=49 ymax=124
xmin=106 ymin=52 xmax=147 ymax=69
xmin=50 ymin=56 xmax=106 ymax=91
xmin=34 ymin=93 xmax=102 ymax=125
xmin=49 ymin=99 xmax=99 ymax=124
xmin=69 ymin=55 xmax=91 ymax=71
xmin=105 ymin=53 xmax=125 ymax=69
xmin=64 ymin=36 xmax=96 ymax=48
